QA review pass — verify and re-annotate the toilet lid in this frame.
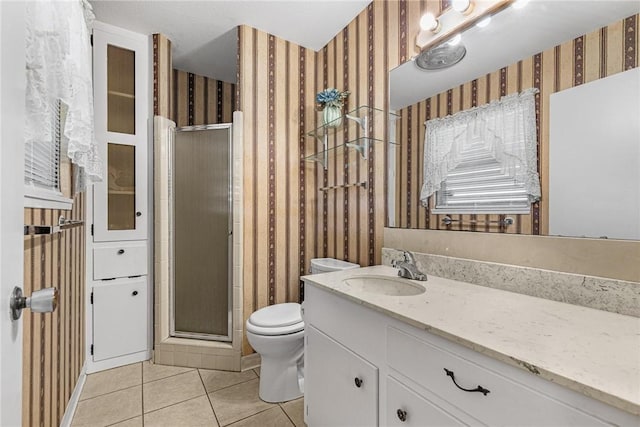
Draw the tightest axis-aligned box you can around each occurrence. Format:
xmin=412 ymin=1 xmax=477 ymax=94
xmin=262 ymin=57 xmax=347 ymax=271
xmin=246 ymin=319 xmax=304 ymax=336
xmin=249 ymin=303 xmax=302 ymax=328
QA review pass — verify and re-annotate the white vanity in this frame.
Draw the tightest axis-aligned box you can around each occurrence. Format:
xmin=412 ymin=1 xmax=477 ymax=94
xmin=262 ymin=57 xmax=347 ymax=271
xmin=302 ymin=266 xmax=640 ymax=426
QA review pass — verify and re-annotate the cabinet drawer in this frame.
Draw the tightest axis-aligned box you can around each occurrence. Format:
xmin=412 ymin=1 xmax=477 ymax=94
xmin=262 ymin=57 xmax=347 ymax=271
xmin=386 ymin=376 xmax=467 ymax=426
xmin=93 ymin=242 xmax=147 ymax=280
xmin=387 ymin=327 xmax=610 ymax=426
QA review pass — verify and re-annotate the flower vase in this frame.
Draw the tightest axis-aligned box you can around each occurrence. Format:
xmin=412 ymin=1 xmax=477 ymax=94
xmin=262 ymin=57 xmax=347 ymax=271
xmin=322 ymin=105 xmax=343 ymax=128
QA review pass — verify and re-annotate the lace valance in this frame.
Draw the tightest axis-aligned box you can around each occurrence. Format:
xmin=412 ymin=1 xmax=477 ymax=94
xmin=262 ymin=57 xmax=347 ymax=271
xmin=25 ymin=0 xmax=102 ymax=190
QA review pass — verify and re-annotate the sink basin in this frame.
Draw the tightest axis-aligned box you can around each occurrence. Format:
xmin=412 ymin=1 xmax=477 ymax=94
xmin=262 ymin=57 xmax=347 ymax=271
xmin=342 ymin=275 xmax=426 ymax=296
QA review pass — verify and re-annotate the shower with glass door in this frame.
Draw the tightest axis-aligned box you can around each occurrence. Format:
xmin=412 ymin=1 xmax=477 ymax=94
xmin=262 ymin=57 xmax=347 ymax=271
xmin=169 ymin=124 xmax=233 ymax=341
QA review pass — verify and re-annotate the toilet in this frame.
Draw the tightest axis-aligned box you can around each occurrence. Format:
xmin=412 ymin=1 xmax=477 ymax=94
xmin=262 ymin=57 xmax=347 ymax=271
xmin=246 ymin=258 xmax=360 ymax=403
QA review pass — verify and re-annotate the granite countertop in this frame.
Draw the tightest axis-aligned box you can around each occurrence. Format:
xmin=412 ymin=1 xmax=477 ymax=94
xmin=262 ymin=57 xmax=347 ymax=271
xmin=302 ymin=265 xmax=640 ymax=416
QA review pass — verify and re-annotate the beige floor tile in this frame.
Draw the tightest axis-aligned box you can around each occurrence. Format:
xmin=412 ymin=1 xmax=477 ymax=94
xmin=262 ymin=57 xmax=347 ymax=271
xmin=72 ymin=386 xmax=142 ymax=426
xmin=108 ymin=416 xmax=142 ymax=427
xmin=143 ymin=360 xmax=194 ymax=383
xmin=208 ymin=378 xmax=274 ymax=426
xmin=280 ymin=398 xmax=306 ymax=427
xmin=199 ymin=368 xmax=257 ymax=393
xmin=81 ymin=363 xmax=142 ymax=401
xmin=144 ymin=395 xmax=219 ymax=426
xmin=143 ymin=370 xmax=206 ymax=413
xmin=228 ymin=407 xmax=293 ymax=427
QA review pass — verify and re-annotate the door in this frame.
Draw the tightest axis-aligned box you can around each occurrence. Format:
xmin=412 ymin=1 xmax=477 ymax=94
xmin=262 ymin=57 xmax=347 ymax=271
xmin=92 ymin=278 xmax=147 ymax=362
xmin=305 ymin=326 xmax=379 ymax=427
xmin=171 ymin=125 xmax=233 ymax=341
xmin=0 ymin=2 xmax=25 ymax=425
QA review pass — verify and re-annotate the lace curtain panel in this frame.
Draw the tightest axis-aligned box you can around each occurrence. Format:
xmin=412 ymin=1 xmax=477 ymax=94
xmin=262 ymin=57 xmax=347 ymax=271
xmin=25 ymin=0 xmax=102 ymax=189
xmin=420 ymin=88 xmax=541 ymax=207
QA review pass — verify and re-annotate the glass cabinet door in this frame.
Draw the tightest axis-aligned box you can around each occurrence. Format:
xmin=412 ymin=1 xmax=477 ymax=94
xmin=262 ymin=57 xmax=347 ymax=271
xmin=92 ymin=27 xmax=148 ymax=242
xmin=107 ymin=45 xmax=136 ymax=134
xmin=107 ymin=143 xmax=136 ymax=231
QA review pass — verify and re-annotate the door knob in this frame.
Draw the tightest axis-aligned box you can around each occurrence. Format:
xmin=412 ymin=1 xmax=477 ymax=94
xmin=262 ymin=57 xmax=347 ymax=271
xmin=10 ymin=286 xmax=58 ymax=320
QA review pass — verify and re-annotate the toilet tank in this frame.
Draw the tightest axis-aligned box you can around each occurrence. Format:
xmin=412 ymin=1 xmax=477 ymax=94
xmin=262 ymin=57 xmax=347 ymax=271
xmin=310 ymin=258 xmax=360 ymax=274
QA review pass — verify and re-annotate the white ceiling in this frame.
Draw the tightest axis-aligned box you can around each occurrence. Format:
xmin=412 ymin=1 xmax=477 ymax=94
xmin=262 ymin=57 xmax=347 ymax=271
xmin=390 ymin=0 xmax=640 ymax=110
xmin=90 ymin=0 xmax=371 ymax=84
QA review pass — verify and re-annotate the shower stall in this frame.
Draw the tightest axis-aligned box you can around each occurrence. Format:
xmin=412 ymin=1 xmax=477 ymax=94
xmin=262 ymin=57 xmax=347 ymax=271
xmin=169 ymin=124 xmax=233 ymax=342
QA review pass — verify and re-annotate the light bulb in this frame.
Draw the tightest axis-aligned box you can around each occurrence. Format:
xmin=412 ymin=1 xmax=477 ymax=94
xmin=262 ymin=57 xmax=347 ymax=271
xmin=420 ymin=13 xmax=441 ymax=33
xmin=452 ymin=0 xmax=473 ymax=14
xmin=512 ymin=0 xmax=530 ymax=10
xmin=448 ymin=34 xmax=462 ymax=46
xmin=476 ymin=16 xmax=491 ymax=28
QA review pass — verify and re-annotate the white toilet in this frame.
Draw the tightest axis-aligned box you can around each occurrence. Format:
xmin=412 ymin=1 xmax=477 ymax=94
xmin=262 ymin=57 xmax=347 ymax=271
xmin=246 ymin=258 xmax=360 ymax=403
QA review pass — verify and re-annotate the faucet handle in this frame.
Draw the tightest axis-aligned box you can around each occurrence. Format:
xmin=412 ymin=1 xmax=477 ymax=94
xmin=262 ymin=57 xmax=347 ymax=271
xmin=402 ymin=250 xmax=416 ymax=264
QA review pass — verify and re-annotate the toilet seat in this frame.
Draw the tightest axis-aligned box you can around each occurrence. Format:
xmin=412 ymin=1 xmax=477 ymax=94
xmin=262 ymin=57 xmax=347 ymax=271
xmin=247 ymin=303 xmax=304 ymax=336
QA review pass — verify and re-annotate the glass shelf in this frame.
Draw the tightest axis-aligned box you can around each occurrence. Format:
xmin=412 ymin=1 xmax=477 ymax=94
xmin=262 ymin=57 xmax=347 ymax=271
xmin=307 ymin=105 xmax=400 ymax=139
xmin=304 ymin=136 xmax=399 ymax=164
xmin=305 ymin=105 xmax=400 ymax=169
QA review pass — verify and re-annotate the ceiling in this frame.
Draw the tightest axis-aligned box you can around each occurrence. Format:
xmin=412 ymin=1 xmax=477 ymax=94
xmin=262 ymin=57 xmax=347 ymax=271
xmin=90 ymin=0 xmax=372 ymax=84
xmin=390 ymin=0 xmax=640 ymax=110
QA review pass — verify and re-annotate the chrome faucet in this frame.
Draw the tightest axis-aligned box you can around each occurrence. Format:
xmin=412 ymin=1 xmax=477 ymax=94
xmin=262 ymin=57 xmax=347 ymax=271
xmin=392 ymin=250 xmax=427 ymax=281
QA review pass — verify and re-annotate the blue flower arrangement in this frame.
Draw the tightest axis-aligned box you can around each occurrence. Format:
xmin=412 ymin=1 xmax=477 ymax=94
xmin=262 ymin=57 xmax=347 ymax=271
xmin=316 ymin=88 xmax=349 ymax=109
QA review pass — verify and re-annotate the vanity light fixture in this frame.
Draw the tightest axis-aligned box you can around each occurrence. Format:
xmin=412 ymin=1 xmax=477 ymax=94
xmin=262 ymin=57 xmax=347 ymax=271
xmin=420 ymin=12 xmax=441 ymax=33
xmin=476 ymin=15 xmax=491 ymax=28
xmin=452 ymin=0 xmax=474 ymax=15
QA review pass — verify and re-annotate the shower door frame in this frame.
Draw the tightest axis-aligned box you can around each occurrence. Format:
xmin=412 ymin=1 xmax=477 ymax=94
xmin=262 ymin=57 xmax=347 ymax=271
xmin=169 ymin=123 xmax=233 ymax=342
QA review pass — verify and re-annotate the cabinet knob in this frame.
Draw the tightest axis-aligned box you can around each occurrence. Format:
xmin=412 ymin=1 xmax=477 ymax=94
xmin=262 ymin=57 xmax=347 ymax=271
xmin=117 ymin=249 xmax=125 ymax=255
xmin=396 ymin=409 xmax=407 ymax=422
xmin=132 ymin=290 xmax=138 ymax=296
xmin=136 ymin=211 xmax=142 ymax=217
xmin=354 ymin=377 xmax=363 ymax=388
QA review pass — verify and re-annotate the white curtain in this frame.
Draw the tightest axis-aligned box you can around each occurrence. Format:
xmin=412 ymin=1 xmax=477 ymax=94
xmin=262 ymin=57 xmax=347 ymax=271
xmin=420 ymin=88 xmax=541 ymax=206
xmin=25 ymin=0 xmax=102 ymax=190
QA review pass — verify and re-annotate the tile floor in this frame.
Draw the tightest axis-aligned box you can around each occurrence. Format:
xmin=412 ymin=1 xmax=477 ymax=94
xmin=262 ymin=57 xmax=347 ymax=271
xmin=72 ymin=362 xmax=306 ymax=427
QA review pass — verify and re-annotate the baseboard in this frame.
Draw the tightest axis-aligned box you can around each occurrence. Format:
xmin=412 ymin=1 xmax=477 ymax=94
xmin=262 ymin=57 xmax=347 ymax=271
xmin=60 ymin=361 xmax=87 ymax=427
xmin=241 ymin=352 xmax=261 ymax=371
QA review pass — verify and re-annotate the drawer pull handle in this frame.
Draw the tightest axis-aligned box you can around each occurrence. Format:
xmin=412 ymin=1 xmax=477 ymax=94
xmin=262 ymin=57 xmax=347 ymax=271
xmin=117 ymin=249 xmax=125 ymax=255
xmin=354 ymin=377 xmax=363 ymax=388
xmin=444 ymin=368 xmax=490 ymax=396
xmin=132 ymin=291 xmax=138 ymax=296
xmin=396 ymin=409 xmax=407 ymax=422
xmin=136 ymin=211 xmax=142 ymax=217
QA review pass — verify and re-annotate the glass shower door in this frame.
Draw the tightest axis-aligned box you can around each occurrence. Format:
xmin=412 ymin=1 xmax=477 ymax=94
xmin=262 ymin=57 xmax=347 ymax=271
xmin=170 ymin=124 xmax=232 ymax=341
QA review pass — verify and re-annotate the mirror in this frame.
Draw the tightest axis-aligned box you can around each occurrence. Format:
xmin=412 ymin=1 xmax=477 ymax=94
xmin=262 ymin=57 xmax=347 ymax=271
xmin=388 ymin=0 xmax=640 ymax=240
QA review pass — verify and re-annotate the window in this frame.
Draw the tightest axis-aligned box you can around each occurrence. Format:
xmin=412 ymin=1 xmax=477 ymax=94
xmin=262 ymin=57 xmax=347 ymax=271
xmin=421 ymin=89 xmax=541 ymax=214
xmin=24 ymin=99 xmax=73 ymax=209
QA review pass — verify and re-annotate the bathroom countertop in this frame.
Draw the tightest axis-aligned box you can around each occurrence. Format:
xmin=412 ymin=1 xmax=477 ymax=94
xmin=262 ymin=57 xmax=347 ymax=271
xmin=302 ymin=265 xmax=640 ymax=416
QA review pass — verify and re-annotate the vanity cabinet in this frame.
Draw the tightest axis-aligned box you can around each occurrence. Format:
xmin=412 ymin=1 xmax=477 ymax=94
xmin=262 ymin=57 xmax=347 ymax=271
xmin=87 ymin=21 xmax=151 ymax=373
xmin=302 ymin=280 xmax=638 ymax=427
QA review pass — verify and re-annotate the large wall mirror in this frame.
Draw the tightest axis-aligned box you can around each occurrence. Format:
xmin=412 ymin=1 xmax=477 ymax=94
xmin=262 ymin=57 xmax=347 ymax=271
xmin=388 ymin=0 xmax=640 ymax=240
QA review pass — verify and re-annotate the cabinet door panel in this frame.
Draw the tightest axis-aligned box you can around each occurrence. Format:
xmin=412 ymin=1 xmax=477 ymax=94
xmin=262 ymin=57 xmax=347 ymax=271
xmin=386 ymin=376 xmax=468 ymax=427
xmin=93 ymin=278 xmax=147 ymax=361
xmin=306 ymin=326 xmax=378 ymax=427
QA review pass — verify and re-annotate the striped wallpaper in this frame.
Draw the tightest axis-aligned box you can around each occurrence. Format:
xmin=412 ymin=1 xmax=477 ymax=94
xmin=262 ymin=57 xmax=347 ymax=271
xmin=393 ymin=14 xmax=639 ymax=234
xmin=172 ymin=69 xmax=235 ymax=127
xmin=237 ymin=26 xmax=316 ymax=354
xmin=22 ymin=193 xmax=86 ymax=427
